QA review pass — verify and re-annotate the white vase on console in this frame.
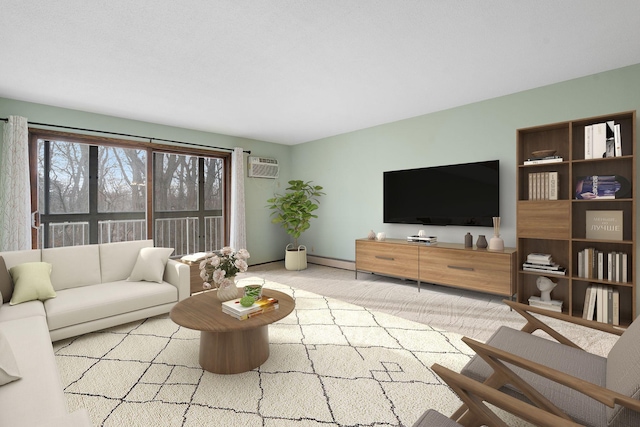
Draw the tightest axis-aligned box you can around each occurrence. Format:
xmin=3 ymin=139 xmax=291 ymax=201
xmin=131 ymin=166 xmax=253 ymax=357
xmin=489 ymin=216 xmax=504 ymax=251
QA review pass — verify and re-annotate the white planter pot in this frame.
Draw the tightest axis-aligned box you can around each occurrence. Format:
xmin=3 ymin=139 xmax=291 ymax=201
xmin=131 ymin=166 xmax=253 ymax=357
xmin=285 ymin=245 xmax=307 ymax=271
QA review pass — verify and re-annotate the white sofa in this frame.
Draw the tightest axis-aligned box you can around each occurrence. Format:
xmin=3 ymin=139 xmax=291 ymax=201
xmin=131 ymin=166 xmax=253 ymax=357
xmin=0 ymin=239 xmax=190 ymax=427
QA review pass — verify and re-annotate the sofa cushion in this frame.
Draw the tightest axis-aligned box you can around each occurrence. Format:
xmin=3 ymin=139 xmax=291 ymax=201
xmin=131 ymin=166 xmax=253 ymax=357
xmin=42 ymin=244 xmax=101 ymax=291
xmin=44 ymin=280 xmax=178 ymax=331
xmin=0 ymin=316 xmax=68 ymax=425
xmin=127 ymin=247 xmax=174 ymax=283
xmin=0 ymin=256 xmax=14 ymax=303
xmin=0 ymin=249 xmax=41 ymax=269
xmin=9 ymin=262 xmax=56 ymax=305
xmin=606 ymin=317 xmax=640 ymax=427
xmin=0 ymin=331 xmax=21 ymax=385
xmin=99 ymin=239 xmax=154 ymax=283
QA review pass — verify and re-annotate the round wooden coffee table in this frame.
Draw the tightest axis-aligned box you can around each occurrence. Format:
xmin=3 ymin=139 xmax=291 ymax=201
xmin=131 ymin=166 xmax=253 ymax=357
xmin=170 ymin=288 xmax=295 ymax=374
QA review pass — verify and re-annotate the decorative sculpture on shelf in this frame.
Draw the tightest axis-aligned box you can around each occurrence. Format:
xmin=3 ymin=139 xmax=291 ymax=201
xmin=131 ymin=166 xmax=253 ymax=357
xmin=536 ymin=276 xmax=558 ymax=302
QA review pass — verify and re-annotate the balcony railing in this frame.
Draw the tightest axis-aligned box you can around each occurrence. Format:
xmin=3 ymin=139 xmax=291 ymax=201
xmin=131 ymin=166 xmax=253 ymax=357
xmin=99 ymin=219 xmax=146 ymax=243
xmin=41 ymin=216 xmax=223 ymax=255
xmin=155 ymin=216 xmax=224 ymax=257
xmin=44 ymin=222 xmax=89 ymax=248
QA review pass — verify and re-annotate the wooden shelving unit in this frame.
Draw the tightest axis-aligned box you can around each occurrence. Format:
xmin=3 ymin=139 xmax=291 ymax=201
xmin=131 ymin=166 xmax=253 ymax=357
xmin=516 ymin=111 xmax=636 ymax=326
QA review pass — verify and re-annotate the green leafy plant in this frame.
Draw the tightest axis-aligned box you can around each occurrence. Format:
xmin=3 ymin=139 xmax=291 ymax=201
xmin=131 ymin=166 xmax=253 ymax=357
xmin=267 ymin=180 xmax=325 ymax=249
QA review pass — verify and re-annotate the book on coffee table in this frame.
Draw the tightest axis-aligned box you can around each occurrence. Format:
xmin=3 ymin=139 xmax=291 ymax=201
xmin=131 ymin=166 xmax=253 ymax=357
xmin=221 ymin=296 xmax=279 ymax=320
xmin=223 ymin=304 xmax=279 ymax=320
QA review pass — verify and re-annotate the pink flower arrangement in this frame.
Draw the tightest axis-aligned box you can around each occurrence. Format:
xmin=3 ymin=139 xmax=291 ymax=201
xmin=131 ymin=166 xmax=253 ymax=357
xmin=200 ymin=247 xmax=250 ymax=290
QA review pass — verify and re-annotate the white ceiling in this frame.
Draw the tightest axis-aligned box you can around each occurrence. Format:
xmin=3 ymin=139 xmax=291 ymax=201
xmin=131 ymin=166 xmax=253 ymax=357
xmin=1 ymin=1 xmax=640 ymax=145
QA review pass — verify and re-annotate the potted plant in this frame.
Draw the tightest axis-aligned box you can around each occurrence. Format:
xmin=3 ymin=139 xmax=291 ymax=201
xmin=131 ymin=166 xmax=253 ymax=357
xmin=267 ymin=180 xmax=324 ymax=270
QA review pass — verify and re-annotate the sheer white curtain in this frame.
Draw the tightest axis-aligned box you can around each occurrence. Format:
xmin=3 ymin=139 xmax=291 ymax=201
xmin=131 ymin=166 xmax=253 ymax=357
xmin=229 ymin=147 xmax=246 ymax=250
xmin=0 ymin=116 xmax=31 ymax=251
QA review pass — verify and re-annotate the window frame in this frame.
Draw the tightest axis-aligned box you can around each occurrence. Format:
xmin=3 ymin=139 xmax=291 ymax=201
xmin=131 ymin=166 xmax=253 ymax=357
xmin=28 ymin=129 xmax=232 ymax=250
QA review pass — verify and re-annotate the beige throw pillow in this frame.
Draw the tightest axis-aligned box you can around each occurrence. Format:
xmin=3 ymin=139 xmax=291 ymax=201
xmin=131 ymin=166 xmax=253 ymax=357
xmin=0 ymin=331 xmax=21 ymax=385
xmin=9 ymin=262 xmax=56 ymax=305
xmin=127 ymin=247 xmax=174 ymax=283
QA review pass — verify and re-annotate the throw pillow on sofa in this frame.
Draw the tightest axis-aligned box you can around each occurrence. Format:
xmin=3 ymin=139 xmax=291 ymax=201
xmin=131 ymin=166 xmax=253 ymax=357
xmin=127 ymin=247 xmax=174 ymax=283
xmin=9 ymin=262 xmax=56 ymax=305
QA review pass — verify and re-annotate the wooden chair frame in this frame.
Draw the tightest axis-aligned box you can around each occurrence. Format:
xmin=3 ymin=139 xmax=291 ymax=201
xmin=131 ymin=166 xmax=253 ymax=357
xmin=451 ymin=300 xmax=638 ymax=426
xmin=431 ymin=363 xmax=581 ymax=427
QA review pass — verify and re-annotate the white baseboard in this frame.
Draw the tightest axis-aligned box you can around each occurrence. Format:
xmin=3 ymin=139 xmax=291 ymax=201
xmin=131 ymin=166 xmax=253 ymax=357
xmin=307 ymin=255 xmax=355 ymax=271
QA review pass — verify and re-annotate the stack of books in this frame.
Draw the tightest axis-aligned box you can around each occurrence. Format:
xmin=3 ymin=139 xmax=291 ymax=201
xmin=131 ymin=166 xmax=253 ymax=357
xmin=527 ymin=171 xmax=559 ymax=200
xmin=582 ymin=284 xmax=620 ymax=325
xmin=528 ymin=296 xmax=563 ymax=313
xmin=584 ymin=121 xmax=622 ymax=159
xmin=221 ymin=296 xmax=279 ymax=320
xmin=524 ymin=155 xmax=563 ymax=165
xmin=522 ymin=253 xmax=566 ymax=276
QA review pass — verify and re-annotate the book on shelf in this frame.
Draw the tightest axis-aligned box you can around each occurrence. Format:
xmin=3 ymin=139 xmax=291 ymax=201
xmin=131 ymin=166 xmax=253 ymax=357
xmin=524 ymin=156 xmax=563 ymax=165
xmin=526 ymin=253 xmax=553 ymax=264
xmin=614 ymin=123 xmax=622 ymax=156
xmin=523 ymin=253 xmax=566 ymax=275
xmin=522 ymin=262 xmax=564 ymax=271
xmin=528 ymin=296 xmax=563 ymax=313
xmin=582 ymin=284 xmax=620 ymax=325
xmin=222 ymin=303 xmax=279 ymax=320
xmin=523 ymin=265 xmax=566 ymax=275
xmin=585 ymin=121 xmax=622 ymax=159
xmin=527 ymin=172 xmax=558 ymax=200
xmin=591 ymin=122 xmax=608 ymax=159
xmin=578 ymin=248 xmax=628 ymax=281
xmin=585 ymin=210 xmax=623 ymax=241
xmin=585 ymin=124 xmax=592 ymax=159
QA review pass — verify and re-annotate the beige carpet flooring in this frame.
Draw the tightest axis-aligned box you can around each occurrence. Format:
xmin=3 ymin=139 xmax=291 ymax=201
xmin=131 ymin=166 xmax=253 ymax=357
xmin=239 ymin=262 xmax=618 ymax=357
xmin=56 ymin=279 xmax=496 ymax=427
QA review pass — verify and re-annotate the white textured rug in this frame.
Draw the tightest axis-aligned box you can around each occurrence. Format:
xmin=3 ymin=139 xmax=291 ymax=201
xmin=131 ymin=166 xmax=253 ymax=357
xmin=53 ymin=277 xmax=523 ymax=427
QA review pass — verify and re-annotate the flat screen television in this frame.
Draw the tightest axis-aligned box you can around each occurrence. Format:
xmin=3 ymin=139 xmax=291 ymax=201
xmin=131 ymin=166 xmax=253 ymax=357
xmin=383 ymin=160 xmax=499 ymax=227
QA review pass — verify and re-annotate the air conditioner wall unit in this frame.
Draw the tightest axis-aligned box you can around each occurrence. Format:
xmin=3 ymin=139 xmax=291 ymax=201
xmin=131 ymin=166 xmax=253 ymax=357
xmin=247 ymin=156 xmax=279 ymax=179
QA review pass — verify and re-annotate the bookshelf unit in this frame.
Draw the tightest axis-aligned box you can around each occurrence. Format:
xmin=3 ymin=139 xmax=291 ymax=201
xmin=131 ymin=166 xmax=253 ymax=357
xmin=516 ymin=111 xmax=636 ymax=326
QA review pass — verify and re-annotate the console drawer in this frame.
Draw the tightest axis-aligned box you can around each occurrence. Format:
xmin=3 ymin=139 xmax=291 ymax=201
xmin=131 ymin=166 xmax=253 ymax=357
xmin=419 ymin=246 xmax=514 ymax=296
xmin=356 ymin=240 xmax=419 ymax=280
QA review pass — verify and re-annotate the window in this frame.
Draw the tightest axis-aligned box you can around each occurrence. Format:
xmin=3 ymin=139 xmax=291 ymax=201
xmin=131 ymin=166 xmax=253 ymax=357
xmin=30 ymin=130 xmax=230 ymax=255
xmin=153 ymin=153 xmax=225 ymax=255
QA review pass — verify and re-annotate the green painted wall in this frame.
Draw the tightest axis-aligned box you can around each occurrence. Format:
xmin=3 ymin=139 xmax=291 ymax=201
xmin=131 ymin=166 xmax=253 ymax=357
xmin=292 ymin=63 xmax=640 ymax=265
xmin=1 ymin=63 xmax=639 ymax=298
xmin=0 ymin=97 xmax=292 ymax=265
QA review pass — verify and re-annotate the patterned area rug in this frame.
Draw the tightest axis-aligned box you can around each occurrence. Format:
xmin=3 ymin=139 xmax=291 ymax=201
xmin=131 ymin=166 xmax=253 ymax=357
xmin=53 ymin=277 xmax=512 ymax=427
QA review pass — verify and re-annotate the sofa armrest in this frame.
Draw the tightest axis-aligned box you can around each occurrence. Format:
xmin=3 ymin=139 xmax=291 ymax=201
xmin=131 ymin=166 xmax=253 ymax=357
xmin=164 ymin=259 xmax=190 ymax=301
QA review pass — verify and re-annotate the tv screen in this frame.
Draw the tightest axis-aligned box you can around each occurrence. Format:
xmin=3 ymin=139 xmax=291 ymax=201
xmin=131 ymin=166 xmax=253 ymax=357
xmin=383 ymin=160 xmax=499 ymax=227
